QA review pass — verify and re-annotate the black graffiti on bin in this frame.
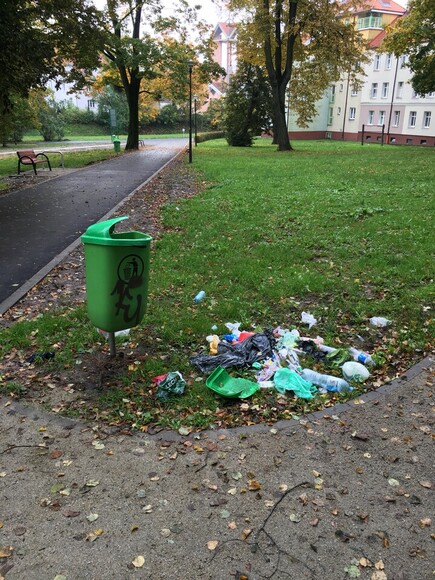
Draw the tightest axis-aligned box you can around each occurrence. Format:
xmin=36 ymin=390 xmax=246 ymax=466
xmin=111 ymin=254 xmax=145 ymax=327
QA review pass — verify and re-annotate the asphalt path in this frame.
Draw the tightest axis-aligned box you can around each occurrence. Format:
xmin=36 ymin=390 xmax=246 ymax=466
xmin=0 ymin=138 xmax=186 ymax=309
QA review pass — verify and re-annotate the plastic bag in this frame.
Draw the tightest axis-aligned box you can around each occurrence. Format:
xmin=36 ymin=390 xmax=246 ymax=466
xmin=273 ymin=368 xmax=317 ymax=399
xmin=156 ymin=371 xmax=186 ymax=401
xmin=190 ymin=330 xmax=275 ymax=374
xmin=301 ymin=311 xmax=317 ymax=328
xmin=369 ymin=317 xmax=391 ymax=327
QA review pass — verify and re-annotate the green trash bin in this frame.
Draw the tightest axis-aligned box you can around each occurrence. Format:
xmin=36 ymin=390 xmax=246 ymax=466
xmin=113 ymin=138 xmax=121 ymax=153
xmin=81 ymin=216 xmax=152 ymax=333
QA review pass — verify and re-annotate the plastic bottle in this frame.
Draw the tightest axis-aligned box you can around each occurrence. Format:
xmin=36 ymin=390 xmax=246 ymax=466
xmin=300 ymin=368 xmax=352 ymax=393
xmin=348 ymin=347 xmax=374 ymax=366
xmin=194 ymin=290 xmax=206 ymax=303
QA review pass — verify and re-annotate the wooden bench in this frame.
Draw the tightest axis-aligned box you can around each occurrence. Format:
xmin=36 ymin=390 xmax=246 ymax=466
xmin=17 ymin=150 xmax=52 ymax=176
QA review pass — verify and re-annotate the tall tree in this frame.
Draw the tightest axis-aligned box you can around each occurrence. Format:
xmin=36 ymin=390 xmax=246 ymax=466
xmin=102 ymin=1 xmax=224 ymax=150
xmin=229 ymin=0 xmax=367 ymax=151
xmin=224 ymin=61 xmax=273 ymax=146
xmin=0 ymin=0 xmax=105 ymax=115
xmin=383 ymin=0 xmax=435 ymax=95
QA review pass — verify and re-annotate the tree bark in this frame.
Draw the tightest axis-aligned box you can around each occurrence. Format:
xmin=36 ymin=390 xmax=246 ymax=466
xmin=125 ymin=75 xmax=140 ymax=150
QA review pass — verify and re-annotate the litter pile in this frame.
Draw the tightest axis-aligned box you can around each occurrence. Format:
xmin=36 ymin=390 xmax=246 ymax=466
xmin=187 ymin=313 xmax=387 ymax=401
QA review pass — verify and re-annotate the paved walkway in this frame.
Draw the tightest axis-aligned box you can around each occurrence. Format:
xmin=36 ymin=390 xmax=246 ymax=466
xmin=0 ymin=358 xmax=433 ymax=579
xmin=0 ymin=139 xmax=186 ymax=311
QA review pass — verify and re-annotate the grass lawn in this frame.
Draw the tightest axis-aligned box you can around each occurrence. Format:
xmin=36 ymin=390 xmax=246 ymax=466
xmin=0 ymin=139 xmax=433 ymax=431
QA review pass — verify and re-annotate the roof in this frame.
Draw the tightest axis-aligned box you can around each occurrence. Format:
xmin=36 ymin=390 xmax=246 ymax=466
xmin=369 ymin=14 xmax=402 ymax=48
xmin=213 ymin=22 xmax=237 ymax=39
xmin=343 ymin=0 xmax=406 ymax=15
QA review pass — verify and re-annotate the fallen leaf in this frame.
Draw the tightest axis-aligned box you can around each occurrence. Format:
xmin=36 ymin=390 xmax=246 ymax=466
xmin=207 ymin=540 xmax=218 ymax=550
xmin=375 ymin=560 xmax=384 ymax=570
xmin=388 ymin=478 xmax=400 ymax=487
xmin=419 ymin=480 xmax=432 ymax=489
xmin=85 ymin=479 xmax=99 ymax=487
xmin=131 ymin=524 xmax=139 ymax=533
xmin=50 ymin=450 xmax=63 ymax=459
xmin=241 ymin=528 xmax=252 ymax=540
xmin=359 ymin=557 xmax=372 ymax=568
xmin=86 ymin=529 xmax=103 ymax=542
xmin=86 ymin=513 xmax=99 ymax=522
xmin=227 ymin=487 xmax=237 ymax=495
xmin=279 ymin=484 xmax=288 ymax=492
xmin=231 ymin=471 xmax=242 ymax=481
xmin=0 ymin=546 xmax=13 ymax=558
xmin=289 ymin=513 xmax=302 ymax=523
xmin=92 ymin=441 xmax=105 ymax=450
xmin=418 ymin=518 xmax=431 ymax=528
xmin=371 ymin=572 xmax=387 ymax=580
xmin=228 ymin=521 xmax=237 ymax=529
xmin=62 ymin=510 xmax=80 ymax=518
xmin=160 ymin=529 xmax=171 ymax=537
xmin=248 ymin=479 xmax=261 ymax=491
xmin=132 ymin=555 xmax=145 ymax=568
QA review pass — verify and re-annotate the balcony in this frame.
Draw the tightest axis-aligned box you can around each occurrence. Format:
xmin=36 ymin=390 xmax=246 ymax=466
xmin=357 ymin=16 xmax=382 ymax=29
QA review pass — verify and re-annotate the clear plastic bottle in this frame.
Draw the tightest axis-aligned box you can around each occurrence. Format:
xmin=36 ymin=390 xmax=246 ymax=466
xmin=300 ymin=369 xmax=352 ymax=393
xmin=348 ymin=347 xmax=374 ymax=366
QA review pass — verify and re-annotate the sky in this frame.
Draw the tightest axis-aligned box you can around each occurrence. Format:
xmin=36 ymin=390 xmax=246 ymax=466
xmin=93 ymin=0 xmax=224 ymax=25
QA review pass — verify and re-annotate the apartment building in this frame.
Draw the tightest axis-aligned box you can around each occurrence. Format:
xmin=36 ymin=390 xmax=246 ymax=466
xmin=293 ymin=0 xmax=435 ymax=146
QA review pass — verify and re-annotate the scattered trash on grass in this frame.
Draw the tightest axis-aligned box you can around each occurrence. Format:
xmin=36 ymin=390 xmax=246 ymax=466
xmin=156 ymin=371 xmax=186 ymax=401
xmin=301 ymin=311 xmax=317 ymax=328
xmin=190 ymin=330 xmax=275 ymax=374
xmin=206 ymin=366 xmax=259 ymax=398
xmin=300 ymin=369 xmax=352 ymax=393
xmin=97 ymin=328 xmax=130 ymax=339
xmin=348 ymin=347 xmax=374 ymax=366
xmin=369 ymin=317 xmax=391 ymax=327
xmin=273 ymin=368 xmax=317 ymax=399
xmin=342 ymin=362 xmax=370 ymax=382
xmin=194 ymin=291 xmax=206 ymax=303
xmin=25 ymin=351 xmax=55 ymax=364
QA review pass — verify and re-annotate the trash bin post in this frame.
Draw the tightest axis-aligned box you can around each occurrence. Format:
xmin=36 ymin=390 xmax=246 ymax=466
xmin=81 ymin=217 xmax=152 ymax=356
xmin=113 ymin=138 xmax=121 ymax=153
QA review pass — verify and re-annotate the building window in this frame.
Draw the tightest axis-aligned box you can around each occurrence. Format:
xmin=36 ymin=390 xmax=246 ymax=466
xmin=393 ymin=111 xmax=400 ymax=127
xmin=382 ymin=82 xmax=389 ymax=98
xmin=349 ymin=107 xmax=356 ymax=120
xmin=409 ymin=111 xmax=417 ymax=128
xmin=88 ymin=100 xmax=96 ymax=109
xmin=337 ymin=107 xmax=341 ymax=115
xmin=406 ymin=138 xmax=413 ymax=144
xmin=351 ymin=86 xmax=358 ymax=96
xmin=339 ymin=83 xmax=343 ymax=92
xmin=423 ymin=111 xmax=431 ymax=128
xmin=396 ymin=81 xmax=404 ymax=98
xmin=400 ymin=55 xmax=407 ymax=68
xmin=328 ymin=107 xmax=333 ymax=125
xmin=374 ymin=54 xmax=381 ymax=70
xmin=368 ymin=110 xmax=374 ymax=125
xmin=420 ymin=140 xmax=427 ymax=145
xmin=378 ymin=111 xmax=385 ymax=125
xmin=371 ymin=83 xmax=378 ymax=98
xmin=330 ymin=85 xmax=336 ymax=103
xmin=385 ymin=53 xmax=392 ymax=70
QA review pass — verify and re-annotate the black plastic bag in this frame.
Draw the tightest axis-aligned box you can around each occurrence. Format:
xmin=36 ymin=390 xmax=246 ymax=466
xmin=190 ymin=330 xmax=275 ymax=374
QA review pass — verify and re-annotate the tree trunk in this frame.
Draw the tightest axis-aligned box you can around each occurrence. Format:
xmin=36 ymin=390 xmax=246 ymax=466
xmin=271 ymin=87 xmax=292 ymax=151
xmin=125 ymin=77 xmax=140 ymax=150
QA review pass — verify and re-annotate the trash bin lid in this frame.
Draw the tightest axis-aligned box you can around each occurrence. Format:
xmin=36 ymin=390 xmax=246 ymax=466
xmin=81 ymin=216 xmax=152 ymax=246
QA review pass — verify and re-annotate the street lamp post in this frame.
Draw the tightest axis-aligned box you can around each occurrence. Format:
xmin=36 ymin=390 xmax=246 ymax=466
xmin=193 ymin=95 xmax=198 ymax=147
xmin=187 ymin=60 xmax=194 ymax=164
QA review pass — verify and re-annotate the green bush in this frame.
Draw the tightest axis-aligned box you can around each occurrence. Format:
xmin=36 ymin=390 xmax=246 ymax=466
xmin=196 ymin=131 xmax=225 ymax=143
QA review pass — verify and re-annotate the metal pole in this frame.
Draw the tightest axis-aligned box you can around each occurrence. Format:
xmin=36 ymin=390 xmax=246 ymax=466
xmin=188 ymin=61 xmax=193 ymax=164
xmin=194 ymin=96 xmax=198 ymax=146
xmin=108 ymin=332 xmax=116 ymax=357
